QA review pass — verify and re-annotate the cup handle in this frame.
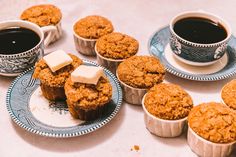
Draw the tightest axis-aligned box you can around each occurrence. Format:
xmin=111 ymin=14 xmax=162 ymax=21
xmin=41 ymin=25 xmax=57 ymax=47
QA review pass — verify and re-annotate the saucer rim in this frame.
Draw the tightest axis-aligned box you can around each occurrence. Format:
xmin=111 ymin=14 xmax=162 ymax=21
xmin=148 ymin=26 xmax=236 ymax=81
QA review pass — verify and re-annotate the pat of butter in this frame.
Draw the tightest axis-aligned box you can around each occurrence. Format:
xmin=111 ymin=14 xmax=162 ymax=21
xmin=43 ymin=50 xmax=73 ymax=72
xmin=71 ymin=65 xmax=105 ymax=84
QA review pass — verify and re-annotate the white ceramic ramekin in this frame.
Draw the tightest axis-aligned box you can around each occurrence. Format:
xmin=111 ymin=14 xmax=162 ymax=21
xmin=187 ymin=126 xmax=235 ymax=157
xmin=95 ymin=45 xmax=123 ymax=74
xmin=142 ymin=94 xmax=187 ymax=137
xmin=116 ymin=72 xmax=147 ymax=105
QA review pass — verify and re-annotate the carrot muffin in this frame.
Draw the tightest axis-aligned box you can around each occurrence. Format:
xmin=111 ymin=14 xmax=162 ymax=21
xmin=188 ymin=102 xmax=236 ymax=143
xmin=20 ymin=4 xmax=62 ymax=27
xmin=144 ymin=83 xmax=193 ymax=120
xmin=33 ymin=53 xmax=82 ymax=101
xmin=96 ymin=32 xmax=139 ymax=59
xmin=64 ymin=75 xmax=112 ymax=121
xmin=221 ymin=79 xmax=236 ymax=110
xmin=117 ymin=56 xmax=165 ymax=89
xmin=74 ymin=15 xmax=114 ymax=39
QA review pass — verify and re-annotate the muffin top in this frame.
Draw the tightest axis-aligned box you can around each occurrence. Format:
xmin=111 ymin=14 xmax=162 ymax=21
xmin=20 ymin=4 xmax=62 ymax=27
xmin=188 ymin=102 xmax=236 ymax=143
xmin=96 ymin=32 xmax=139 ymax=59
xmin=221 ymin=79 xmax=236 ymax=110
xmin=117 ymin=56 xmax=165 ymax=88
xmin=144 ymin=83 xmax=193 ymax=120
xmin=74 ymin=15 xmax=114 ymax=39
xmin=64 ymin=76 xmax=112 ymax=110
xmin=33 ymin=54 xmax=82 ymax=87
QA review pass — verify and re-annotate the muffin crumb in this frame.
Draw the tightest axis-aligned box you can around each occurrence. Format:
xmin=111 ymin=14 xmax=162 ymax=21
xmin=131 ymin=145 xmax=140 ymax=151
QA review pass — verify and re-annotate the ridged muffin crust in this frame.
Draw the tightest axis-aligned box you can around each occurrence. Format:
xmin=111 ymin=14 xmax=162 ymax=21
xmin=117 ymin=56 xmax=165 ymax=88
xmin=33 ymin=54 xmax=83 ymax=87
xmin=20 ymin=4 xmax=62 ymax=27
xmin=144 ymin=83 xmax=193 ymax=120
xmin=74 ymin=15 xmax=113 ymax=39
xmin=65 ymin=76 xmax=112 ymax=111
xmin=96 ymin=32 xmax=139 ymax=59
xmin=188 ymin=102 xmax=236 ymax=143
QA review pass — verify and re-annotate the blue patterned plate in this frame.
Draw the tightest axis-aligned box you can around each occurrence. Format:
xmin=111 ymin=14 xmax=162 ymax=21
xmin=148 ymin=26 xmax=236 ymax=81
xmin=6 ymin=60 xmax=122 ymax=137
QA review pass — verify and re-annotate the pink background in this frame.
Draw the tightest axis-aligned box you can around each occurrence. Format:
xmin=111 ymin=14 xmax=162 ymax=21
xmin=0 ymin=0 xmax=236 ymax=157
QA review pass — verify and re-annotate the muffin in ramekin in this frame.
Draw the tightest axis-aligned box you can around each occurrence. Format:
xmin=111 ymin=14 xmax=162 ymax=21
xmin=116 ymin=56 xmax=165 ymax=105
xmin=221 ymin=79 xmax=236 ymax=110
xmin=188 ymin=102 xmax=236 ymax=157
xmin=73 ymin=15 xmax=114 ymax=56
xmin=95 ymin=32 xmax=139 ymax=74
xmin=142 ymin=83 xmax=193 ymax=137
xmin=33 ymin=54 xmax=82 ymax=101
xmin=20 ymin=4 xmax=62 ymax=46
xmin=64 ymin=75 xmax=112 ymax=121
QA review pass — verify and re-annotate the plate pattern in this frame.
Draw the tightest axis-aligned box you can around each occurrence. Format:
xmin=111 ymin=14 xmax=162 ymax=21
xmin=6 ymin=60 xmax=123 ymax=137
xmin=148 ymin=26 xmax=236 ymax=81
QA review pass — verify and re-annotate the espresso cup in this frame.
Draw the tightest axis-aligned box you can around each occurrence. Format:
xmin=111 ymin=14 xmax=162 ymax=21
xmin=0 ymin=20 xmax=54 ymax=76
xmin=169 ymin=11 xmax=232 ymax=66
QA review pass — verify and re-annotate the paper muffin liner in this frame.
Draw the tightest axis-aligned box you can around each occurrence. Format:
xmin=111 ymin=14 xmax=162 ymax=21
xmin=116 ymin=73 xmax=147 ymax=105
xmin=43 ymin=21 xmax=63 ymax=46
xmin=40 ymin=83 xmax=66 ymax=101
xmin=73 ymin=33 xmax=96 ymax=56
xmin=187 ymin=126 xmax=235 ymax=157
xmin=142 ymin=94 xmax=187 ymax=137
xmin=67 ymin=100 xmax=109 ymax=121
xmin=95 ymin=46 xmax=123 ymax=74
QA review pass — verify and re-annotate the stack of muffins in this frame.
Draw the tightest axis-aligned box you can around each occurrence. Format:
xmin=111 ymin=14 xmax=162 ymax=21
xmin=34 ymin=50 xmax=112 ymax=121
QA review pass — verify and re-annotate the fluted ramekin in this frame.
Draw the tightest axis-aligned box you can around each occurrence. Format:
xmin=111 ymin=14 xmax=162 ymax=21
xmin=187 ymin=126 xmax=235 ymax=157
xmin=142 ymin=94 xmax=187 ymax=137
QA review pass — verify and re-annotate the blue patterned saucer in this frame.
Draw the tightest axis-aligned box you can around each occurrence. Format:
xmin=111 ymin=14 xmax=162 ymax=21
xmin=148 ymin=26 xmax=236 ymax=81
xmin=6 ymin=60 xmax=122 ymax=138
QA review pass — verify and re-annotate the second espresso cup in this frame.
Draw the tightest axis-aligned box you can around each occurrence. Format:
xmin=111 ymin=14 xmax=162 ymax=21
xmin=169 ymin=11 xmax=232 ymax=66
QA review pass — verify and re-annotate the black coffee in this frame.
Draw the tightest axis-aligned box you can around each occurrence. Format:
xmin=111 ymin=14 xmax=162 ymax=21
xmin=0 ymin=27 xmax=40 ymax=54
xmin=173 ymin=17 xmax=227 ymax=44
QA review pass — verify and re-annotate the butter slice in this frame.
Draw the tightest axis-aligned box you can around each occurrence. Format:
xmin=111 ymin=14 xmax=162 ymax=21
xmin=71 ymin=65 xmax=105 ymax=84
xmin=43 ymin=50 xmax=73 ymax=72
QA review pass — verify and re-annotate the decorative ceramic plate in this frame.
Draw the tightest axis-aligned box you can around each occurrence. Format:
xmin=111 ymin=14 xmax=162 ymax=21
xmin=6 ymin=60 xmax=122 ymax=138
xmin=148 ymin=26 xmax=236 ymax=81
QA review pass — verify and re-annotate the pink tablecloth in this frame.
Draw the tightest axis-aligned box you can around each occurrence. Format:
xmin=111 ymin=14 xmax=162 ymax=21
xmin=0 ymin=0 xmax=236 ymax=157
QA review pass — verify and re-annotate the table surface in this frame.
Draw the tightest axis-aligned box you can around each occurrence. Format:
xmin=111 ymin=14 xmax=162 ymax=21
xmin=1 ymin=0 xmax=236 ymax=157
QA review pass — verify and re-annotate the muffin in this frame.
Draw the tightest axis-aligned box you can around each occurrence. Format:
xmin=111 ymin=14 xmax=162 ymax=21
xmin=20 ymin=4 xmax=62 ymax=46
xmin=221 ymin=79 xmax=236 ymax=110
xmin=116 ymin=55 xmax=165 ymax=105
xmin=188 ymin=102 xmax=236 ymax=157
xmin=73 ymin=15 xmax=114 ymax=56
xmin=33 ymin=53 xmax=82 ymax=101
xmin=142 ymin=83 xmax=193 ymax=137
xmin=95 ymin=32 xmax=139 ymax=74
xmin=64 ymin=73 xmax=112 ymax=121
